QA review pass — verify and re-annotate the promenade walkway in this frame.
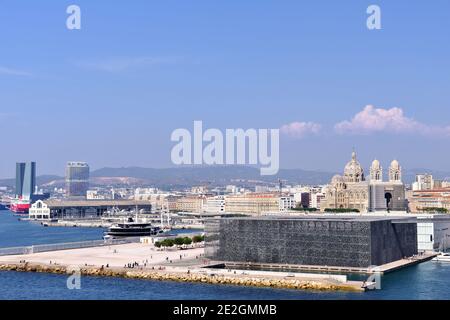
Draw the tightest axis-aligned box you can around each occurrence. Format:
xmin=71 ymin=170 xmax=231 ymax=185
xmin=0 ymin=242 xmax=370 ymax=292
xmin=0 ymin=242 xmax=205 ymax=269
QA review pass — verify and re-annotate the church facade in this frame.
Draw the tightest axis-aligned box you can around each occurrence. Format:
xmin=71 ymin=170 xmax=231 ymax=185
xmin=321 ymin=152 xmax=406 ymax=212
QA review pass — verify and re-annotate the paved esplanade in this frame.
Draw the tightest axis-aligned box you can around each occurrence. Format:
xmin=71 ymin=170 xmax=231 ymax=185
xmin=0 ymin=242 xmax=205 ymax=268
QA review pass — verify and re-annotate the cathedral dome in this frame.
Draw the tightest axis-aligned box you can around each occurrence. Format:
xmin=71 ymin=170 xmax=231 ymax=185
xmin=332 ymin=175 xmax=344 ymax=184
xmin=371 ymin=159 xmax=380 ymax=169
xmin=344 ymin=151 xmax=365 ymax=182
xmin=390 ymin=159 xmax=400 ymax=169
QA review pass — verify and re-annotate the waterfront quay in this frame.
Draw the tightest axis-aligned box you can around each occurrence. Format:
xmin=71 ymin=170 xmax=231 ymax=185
xmin=218 ymin=252 xmax=438 ymax=275
xmin=0 ymin=241 xmax=371 ymax=292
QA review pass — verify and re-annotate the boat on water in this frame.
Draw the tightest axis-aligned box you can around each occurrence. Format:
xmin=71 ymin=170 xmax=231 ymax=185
xmin=433 ymin=253 xmax=450 ymax=262
xmin=106 ymin=217 xmax=163 ymax=238
xmin=9 ymin=199 xmax=31 ymax=214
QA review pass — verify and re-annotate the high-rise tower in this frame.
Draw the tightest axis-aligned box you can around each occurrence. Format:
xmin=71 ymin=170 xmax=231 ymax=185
xmin=15 ymin=162 xmax=36 ymax=200
xmin=66 ymin=162 xmax=90 ymax=197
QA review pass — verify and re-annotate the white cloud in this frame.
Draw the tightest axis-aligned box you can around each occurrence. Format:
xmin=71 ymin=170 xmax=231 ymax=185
xmin=0 ymin=66 xmax=32 ymax=77
xmin=335 ymin=105 xmax=450 ymax=136
xmin=280 ymin=121 xmax=321 ymax=139
xmin=75 ymin=56 xmax=181 ymax=72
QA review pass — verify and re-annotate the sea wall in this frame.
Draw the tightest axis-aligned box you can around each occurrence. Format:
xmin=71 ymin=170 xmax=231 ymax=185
xmin=0 ymin=262 xmax=365 ymax=292
xmin=0 ymin=239 xmax=134 ymax=256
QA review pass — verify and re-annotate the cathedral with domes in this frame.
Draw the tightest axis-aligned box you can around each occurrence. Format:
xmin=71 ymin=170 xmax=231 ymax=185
xmin=321 ymin=151 xmax=406 ymax=212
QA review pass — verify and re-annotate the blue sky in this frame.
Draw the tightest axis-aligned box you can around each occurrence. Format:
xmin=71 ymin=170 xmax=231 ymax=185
xmin=0 ymin=1 xmax=449 ymax=177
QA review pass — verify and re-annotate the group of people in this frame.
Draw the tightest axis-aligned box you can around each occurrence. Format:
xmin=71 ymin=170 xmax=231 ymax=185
xmin=124 ymin=261 xmax=142 ymax=269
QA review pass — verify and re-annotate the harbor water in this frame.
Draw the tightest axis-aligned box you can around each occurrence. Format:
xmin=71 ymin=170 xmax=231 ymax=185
xmin=1 ymin=211 xmax=449 ymax=300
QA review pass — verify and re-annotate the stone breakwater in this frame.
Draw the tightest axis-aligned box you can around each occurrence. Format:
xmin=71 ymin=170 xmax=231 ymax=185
xmin=0 ymin=262 xmax=364 ymax=292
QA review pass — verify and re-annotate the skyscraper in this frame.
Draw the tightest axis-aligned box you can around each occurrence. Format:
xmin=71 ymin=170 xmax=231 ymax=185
xmin=15 ymin=162 xmax=36 ymax=200
xmin=66 ymin=162 xmax=90 ymax=198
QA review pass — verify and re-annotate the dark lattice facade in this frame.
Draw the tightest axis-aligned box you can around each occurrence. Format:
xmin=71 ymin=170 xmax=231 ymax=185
xmin=205 ymin=216 xmax=417 ymax=268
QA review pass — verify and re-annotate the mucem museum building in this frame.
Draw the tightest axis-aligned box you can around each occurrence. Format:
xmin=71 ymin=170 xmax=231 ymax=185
xmin=205 ymin=216 xmax=418 ymax=268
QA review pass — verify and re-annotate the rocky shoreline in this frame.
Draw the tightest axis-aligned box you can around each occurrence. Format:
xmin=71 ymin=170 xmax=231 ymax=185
xmin=0 ymin=262 xmax=365 ymax=292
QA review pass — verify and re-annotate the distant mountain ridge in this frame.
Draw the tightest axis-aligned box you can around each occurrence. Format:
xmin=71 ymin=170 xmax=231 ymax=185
xmin=90 ymin=166 xmax=337 ymax=186
xmin=1 ymin=166 xmax=450 ymax=188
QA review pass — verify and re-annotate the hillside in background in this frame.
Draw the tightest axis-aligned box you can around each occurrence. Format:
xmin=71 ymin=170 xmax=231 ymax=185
xmin=1 ymin=166 xmax=450 ymax=189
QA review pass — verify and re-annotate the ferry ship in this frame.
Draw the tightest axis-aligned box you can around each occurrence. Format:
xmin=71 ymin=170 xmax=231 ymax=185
xmin=9 ymin=199 xmax=31 ymax=214
xmin=106 ymin=217 xmax=162 ymax=238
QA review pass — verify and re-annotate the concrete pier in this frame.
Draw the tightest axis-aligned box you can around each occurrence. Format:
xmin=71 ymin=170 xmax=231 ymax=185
xmin=0 ymin=242 xmax=369 ymax=292
xmin=217 ymin=252 xmax=438 ymax=275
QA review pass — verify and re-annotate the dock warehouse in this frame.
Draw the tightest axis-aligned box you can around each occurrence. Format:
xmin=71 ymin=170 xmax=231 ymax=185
xmin=29 ymin=199 xmax=152 ymax=220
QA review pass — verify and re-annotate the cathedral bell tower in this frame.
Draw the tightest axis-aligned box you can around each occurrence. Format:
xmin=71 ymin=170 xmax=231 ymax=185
xmin=389 ymin=160 xmax=402 ymax=183
xmin=370 ymin=159 xmax=383 ymax=182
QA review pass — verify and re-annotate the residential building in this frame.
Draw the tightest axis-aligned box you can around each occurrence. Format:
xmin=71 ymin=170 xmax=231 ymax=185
xmin=203 ymin=196 xmax=225 ymax=213
xmin=225 ymin=193 xmax=294 ymax=215
xmin=176 ymin=196 xmax=206 ymax=212
xmin=412 ymin=174 xmax=434 ymax=191
xmin=65 ymin=162 xmax=90 ymax=197
xmin=86 ymin=190 xmax=105 ymax=200
xmin=408 ymin=189 xmax=450 ymax=213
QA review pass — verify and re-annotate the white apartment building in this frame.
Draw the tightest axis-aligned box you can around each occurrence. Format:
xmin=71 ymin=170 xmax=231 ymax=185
xmin=413 ymin=174 xmax=434 ymax=191
xmin=279 ymin=196 xmax=295 ymax=212
xmin=310 ymin=192 xmax=326 ymax=209
xmin=191 ymin=186 xmax=208 ymax=194
xmin=203 ymin=196 xmax=226 ymax=213
xmin=86 ymin=190 xmax=105 ymax=200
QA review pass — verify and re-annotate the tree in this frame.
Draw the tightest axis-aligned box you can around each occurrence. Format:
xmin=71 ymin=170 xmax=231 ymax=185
xmin=161 ymin=239 xmax=174 ymax=247
xmin=183 ymin=237 xmax=193 ymax=245
xmin=420 ymin=207 xmax=448 ymax=214
xmin=174 ymin=237 xmax=185 ymax=246
xmin=193 ymin=235 xmax=204 ymax=243
xmin=293 ymin=207 xmax=318 ymax=212
xmin=154 ymin=241 xmax=161 ymax=248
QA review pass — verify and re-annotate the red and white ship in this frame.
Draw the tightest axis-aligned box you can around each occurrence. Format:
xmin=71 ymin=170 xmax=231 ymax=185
xmin=10 ymin=197 xmax=31 ymax=214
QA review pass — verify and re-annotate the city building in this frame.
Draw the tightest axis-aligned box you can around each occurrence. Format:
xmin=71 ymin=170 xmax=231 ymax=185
xmin=368 ymin=159 xmax=406 ymax=212
xmin=299 ymin=212 xmax=450 ymax=253
xmin=321 ymin=151 xmax=406 ymax=212
xmin=412 ymin=174 xmax=434 ymax=191
xmin=434 ymin=180 xmax=444 ymax=189
xmin=11 ymin=162 xmax=49 ymax=213
xmin=224 ymin=193 xmax=294 ymax=215
xmin=205 ymin=216 xmax=418 ymax=268
xmin=299 ymin=192 xmax=311 ymax=208
xmin=408 ymin=189 xmax=450 ymax=213
xmin=28 ymin=200 xmax=51 ymax=220
xmin=310 ymin=191 xmax=326 ymax=210
xmin=165 ymin=195 xmax=181 ymax=212
xmin=176 ymin=196 xmax=206 ymax=212
xmin=15 ymin=162 xmax=36 ymax=200
xmin=65 ymin=162 xmax=90 ymax=198
xmin=279 ymin=195 xmax=295 ymax=212
xmin=416 ymin=215 xmax=450 ymax=252
xmin=191 ymin=186 xmax=208 ymax=194
xmin=86 ymin=190 xmax=105 ymax=200
xmin=203 ymin=196 xmax=226 ymax=213
xmin=29 ymin=199 xmax=152 ymax=220
xmin=134 ymin=188 xmax=159 ymax=200
xmin=133 ymin=190 xmax=178 ymax=213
